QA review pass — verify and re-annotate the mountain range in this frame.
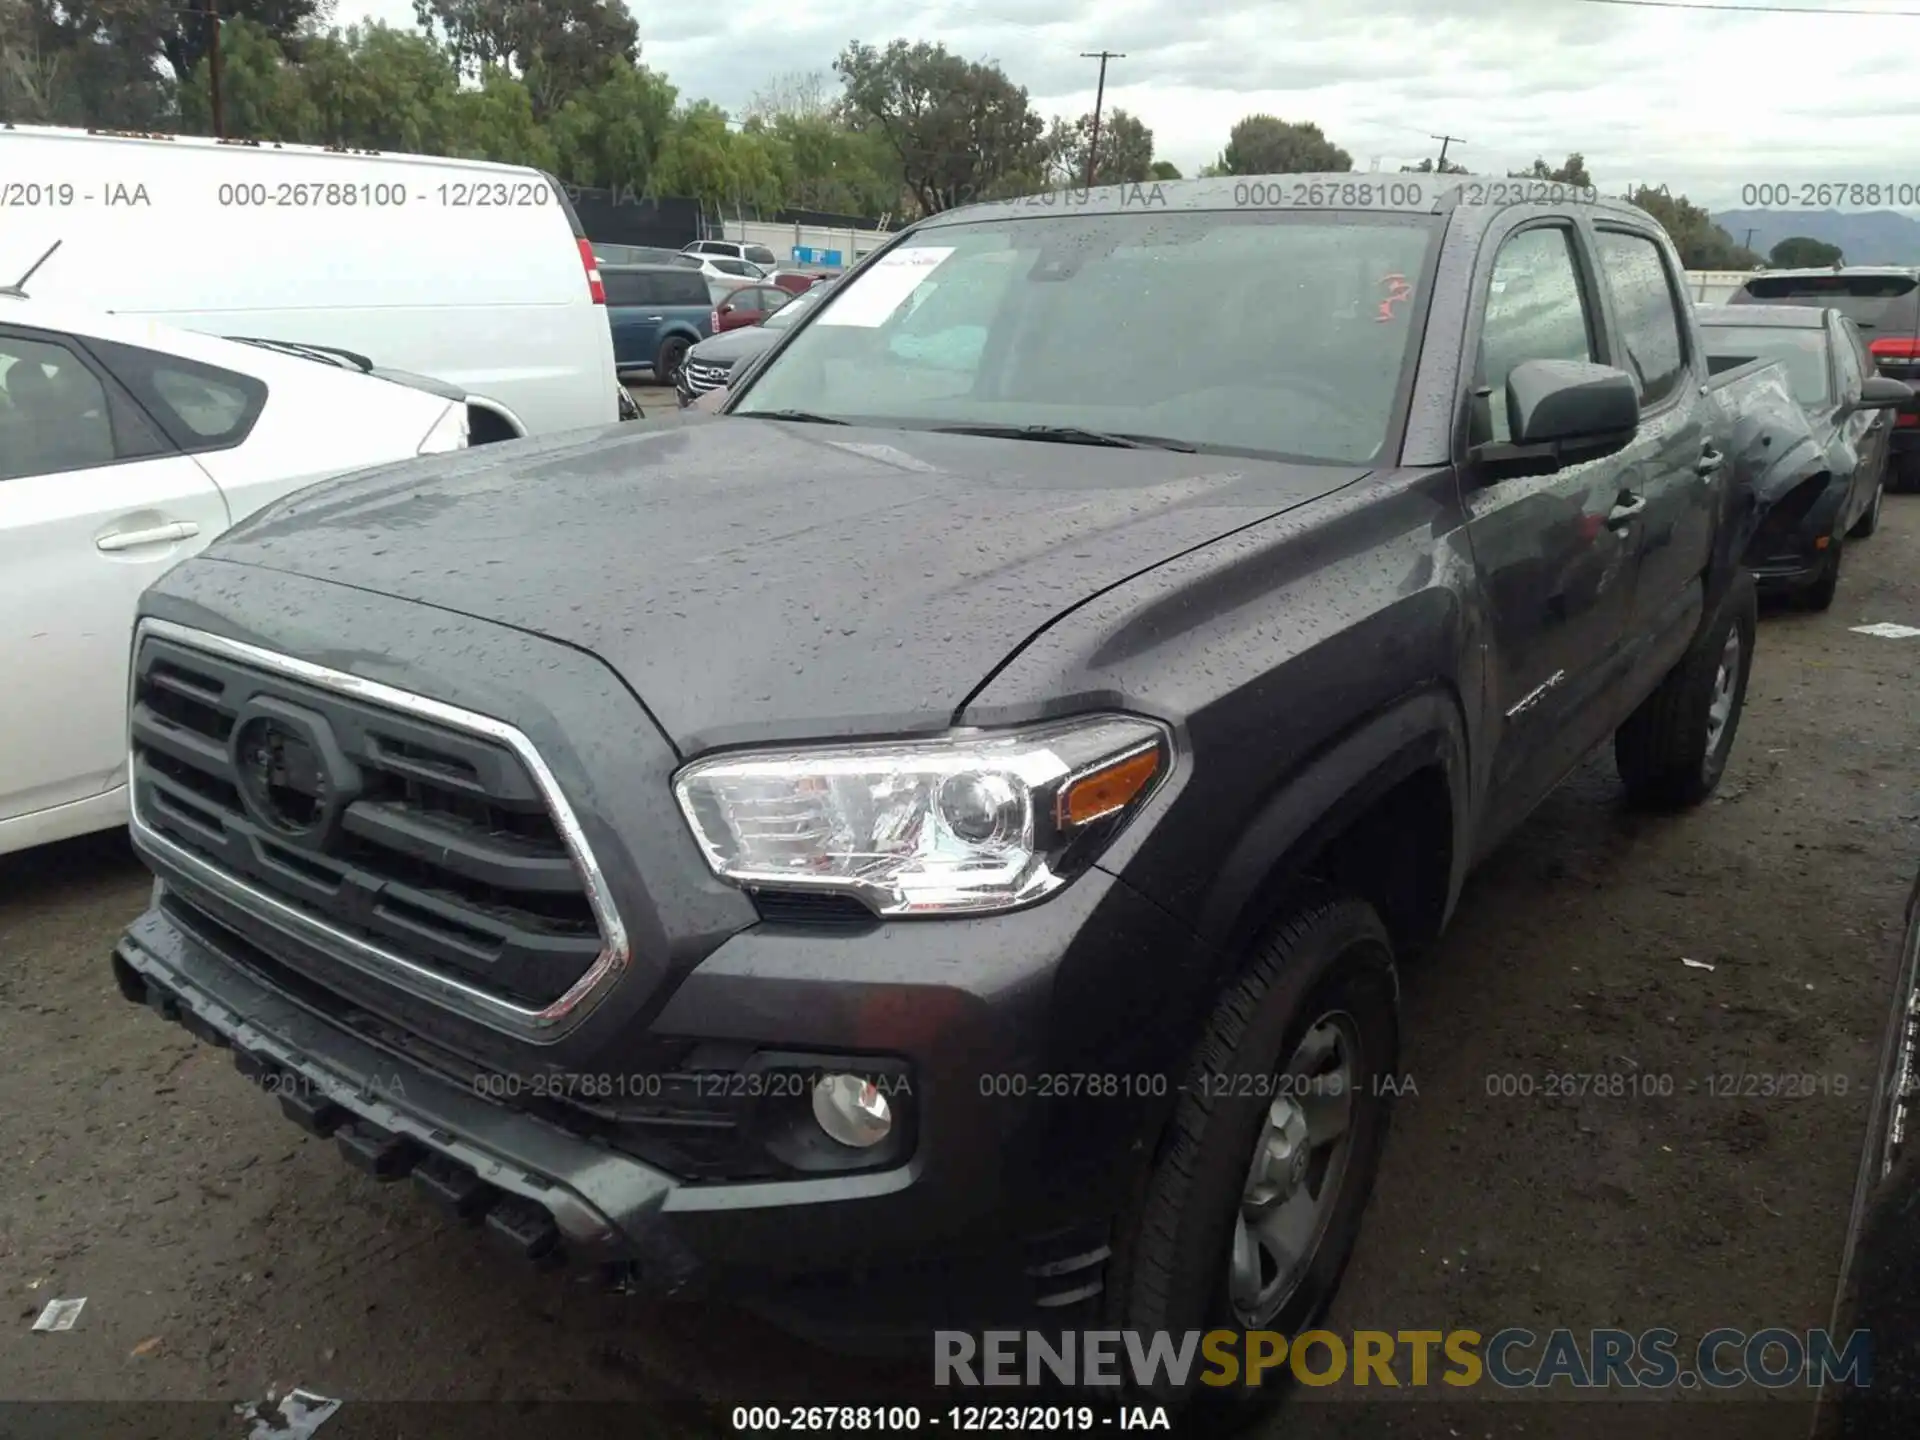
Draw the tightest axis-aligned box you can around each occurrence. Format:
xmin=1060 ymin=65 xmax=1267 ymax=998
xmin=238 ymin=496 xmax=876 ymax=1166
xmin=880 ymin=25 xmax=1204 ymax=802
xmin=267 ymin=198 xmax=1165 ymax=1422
xmin=1711 ymin=209 xmax=1920 ymax=266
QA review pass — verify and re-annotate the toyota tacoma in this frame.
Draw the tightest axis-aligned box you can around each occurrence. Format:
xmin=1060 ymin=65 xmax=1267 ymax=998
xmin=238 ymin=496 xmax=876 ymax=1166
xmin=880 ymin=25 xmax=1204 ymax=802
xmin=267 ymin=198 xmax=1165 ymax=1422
xmin=112 ymin=176 xmax=1822 ymax=1411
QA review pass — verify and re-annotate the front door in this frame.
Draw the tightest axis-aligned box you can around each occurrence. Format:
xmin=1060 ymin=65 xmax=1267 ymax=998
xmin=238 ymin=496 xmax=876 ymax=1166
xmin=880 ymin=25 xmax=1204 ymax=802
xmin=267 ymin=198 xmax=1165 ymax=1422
xmin=1461 ymin=221 xmax=1644 ymax=850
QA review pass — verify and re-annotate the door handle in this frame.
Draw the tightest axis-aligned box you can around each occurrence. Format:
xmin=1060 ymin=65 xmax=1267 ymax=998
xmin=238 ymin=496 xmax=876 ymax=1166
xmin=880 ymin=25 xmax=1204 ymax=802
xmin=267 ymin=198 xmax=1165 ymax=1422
xmin=644 ymin=315 xmax=664 ymax=322
xmin=1696 ymin=446 xmax=1724 ymax=474
xmin=1606 ymin=493 xmax=1646 ymax=528
xmin=96 ymin=521 xmax=199 ymax=552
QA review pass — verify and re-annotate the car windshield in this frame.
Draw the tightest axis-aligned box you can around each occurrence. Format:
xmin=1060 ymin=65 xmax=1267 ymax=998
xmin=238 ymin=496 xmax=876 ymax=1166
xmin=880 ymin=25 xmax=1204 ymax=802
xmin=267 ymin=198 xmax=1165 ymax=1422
xmin=731 ymin=209 xmax=1438 ymax=462
xmin=1702 ymin=324 xmax=1831 ymax=407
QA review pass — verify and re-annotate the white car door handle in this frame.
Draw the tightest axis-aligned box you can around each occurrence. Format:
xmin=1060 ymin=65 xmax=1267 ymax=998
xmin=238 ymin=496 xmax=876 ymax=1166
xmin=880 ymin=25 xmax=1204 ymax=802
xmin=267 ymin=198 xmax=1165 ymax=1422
xmin=96 ymin=521 xmax=199 ymax=552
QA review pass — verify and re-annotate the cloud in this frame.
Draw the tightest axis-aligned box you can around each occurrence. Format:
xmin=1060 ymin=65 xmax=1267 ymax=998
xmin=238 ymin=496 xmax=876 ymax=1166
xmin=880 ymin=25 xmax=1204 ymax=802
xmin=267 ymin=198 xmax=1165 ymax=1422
xmin=344 ymin=0 xmax=1920 ymax=210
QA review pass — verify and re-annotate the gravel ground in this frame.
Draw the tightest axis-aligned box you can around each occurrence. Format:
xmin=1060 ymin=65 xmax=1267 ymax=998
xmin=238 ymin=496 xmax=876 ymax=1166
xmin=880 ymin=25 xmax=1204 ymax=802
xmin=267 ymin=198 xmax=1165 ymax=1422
xmin=4 ymin=488 xmax=1918 ymax=1439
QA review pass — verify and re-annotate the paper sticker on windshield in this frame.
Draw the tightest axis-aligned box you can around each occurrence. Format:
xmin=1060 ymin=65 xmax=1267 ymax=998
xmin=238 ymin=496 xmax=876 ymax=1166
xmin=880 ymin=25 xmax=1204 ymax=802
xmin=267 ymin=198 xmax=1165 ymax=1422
xmin=818 ymin=247 xmax=956 ymax=327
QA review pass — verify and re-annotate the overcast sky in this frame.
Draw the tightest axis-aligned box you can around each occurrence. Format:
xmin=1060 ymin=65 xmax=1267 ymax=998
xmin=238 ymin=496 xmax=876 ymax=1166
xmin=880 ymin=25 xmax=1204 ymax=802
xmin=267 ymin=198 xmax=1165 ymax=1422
xmin=346 ymin=0 xmax=1920 ymax=211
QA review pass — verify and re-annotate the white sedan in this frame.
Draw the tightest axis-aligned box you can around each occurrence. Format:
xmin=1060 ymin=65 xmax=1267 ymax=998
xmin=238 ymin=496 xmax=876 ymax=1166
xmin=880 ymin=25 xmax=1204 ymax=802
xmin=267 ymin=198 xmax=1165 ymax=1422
xmin=0 ymin=296 xmax=471 ymax=856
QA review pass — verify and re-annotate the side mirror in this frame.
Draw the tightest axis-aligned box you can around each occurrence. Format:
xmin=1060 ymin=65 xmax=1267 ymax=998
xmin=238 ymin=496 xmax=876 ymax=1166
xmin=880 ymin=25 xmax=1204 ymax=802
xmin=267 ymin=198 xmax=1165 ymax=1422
xmin=1472 ymin=358 xmax=1639 ymax=478
xmin=1848 ymin=374 xmax=1913 ymax=412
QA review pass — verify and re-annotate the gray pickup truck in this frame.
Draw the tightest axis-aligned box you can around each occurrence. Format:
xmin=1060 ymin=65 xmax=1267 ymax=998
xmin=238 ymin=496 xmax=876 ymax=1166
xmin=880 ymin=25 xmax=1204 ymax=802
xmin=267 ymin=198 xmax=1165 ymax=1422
xmin=113 ymin=175 xmax=1821 ymax=1416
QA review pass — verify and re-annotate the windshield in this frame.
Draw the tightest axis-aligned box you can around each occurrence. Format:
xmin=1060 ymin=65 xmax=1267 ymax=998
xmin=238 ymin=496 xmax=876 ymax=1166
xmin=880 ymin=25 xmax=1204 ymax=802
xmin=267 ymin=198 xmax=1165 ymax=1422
xmin=731 ymin=210 xmax=1438 ymax=463
xmin=1701 ymin=325 xmax=1831 ymax=407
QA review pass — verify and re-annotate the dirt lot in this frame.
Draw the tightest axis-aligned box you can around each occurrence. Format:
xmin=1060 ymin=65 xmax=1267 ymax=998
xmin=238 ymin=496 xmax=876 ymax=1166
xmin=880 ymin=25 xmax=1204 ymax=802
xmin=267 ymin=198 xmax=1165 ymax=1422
xmin=4 ymin=487 xmax=1919 ymax=1439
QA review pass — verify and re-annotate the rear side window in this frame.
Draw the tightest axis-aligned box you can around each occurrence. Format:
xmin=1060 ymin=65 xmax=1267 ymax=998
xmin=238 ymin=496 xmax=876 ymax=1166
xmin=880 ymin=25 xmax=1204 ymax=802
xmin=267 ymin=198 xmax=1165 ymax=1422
xmin=1593 ymin=229 xmax=1688 ymax=407
xmin=603 ymin=271 xmax=654 ymax=307
xmin=87 ymin=339 xmax=267 ymax=452
xmin=1736 ymin=273 xmax=1920 ymax=336
xmin=745 ymin=245 xmax=779 ymax=268
xmin=663 ymin=270 xmax=712 ymax=305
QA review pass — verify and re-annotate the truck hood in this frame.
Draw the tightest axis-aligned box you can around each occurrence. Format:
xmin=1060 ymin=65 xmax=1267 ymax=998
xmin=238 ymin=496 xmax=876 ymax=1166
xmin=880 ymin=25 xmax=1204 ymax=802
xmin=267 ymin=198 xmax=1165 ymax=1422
xmin=208 ymin=419 xmax=1365 ymax=753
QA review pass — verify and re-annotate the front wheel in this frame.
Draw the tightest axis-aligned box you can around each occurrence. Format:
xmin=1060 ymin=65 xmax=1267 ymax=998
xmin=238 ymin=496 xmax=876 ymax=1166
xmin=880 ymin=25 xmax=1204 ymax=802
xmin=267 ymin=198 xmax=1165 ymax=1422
xmin=1615 ymin=568 xmax=1757 ymax=810
xmin=1112 ymin=891 xmax=1399 ymax=1419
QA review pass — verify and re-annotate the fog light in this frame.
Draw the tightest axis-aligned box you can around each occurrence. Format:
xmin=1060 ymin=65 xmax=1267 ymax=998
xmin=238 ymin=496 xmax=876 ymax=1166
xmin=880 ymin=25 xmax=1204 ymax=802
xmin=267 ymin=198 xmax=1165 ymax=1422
xmin=812 ymin=1073 xmax=891 ymax=1148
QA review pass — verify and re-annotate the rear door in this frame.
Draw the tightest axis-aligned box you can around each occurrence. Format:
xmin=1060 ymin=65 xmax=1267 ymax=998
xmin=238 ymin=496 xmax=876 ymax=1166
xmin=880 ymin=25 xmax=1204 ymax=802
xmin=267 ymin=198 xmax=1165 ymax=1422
xmin=0 ymin=326 xmax=229 ymax=825
xmin=1586 ymin=224 xmax=1717 ymax=678
xmin=605 ymin=271 xmax=662 ymax=369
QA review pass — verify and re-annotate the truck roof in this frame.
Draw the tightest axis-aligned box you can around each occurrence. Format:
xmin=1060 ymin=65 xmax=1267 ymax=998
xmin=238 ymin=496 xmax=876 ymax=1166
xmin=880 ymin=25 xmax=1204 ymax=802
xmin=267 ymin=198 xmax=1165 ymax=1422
xmin=0 ymin=123 xmax=551 ymax=179
xmin=1697 ymin=304 xmax=1828 ymax=329
xmin=923 ymin=172 xmax=1654 ymax=228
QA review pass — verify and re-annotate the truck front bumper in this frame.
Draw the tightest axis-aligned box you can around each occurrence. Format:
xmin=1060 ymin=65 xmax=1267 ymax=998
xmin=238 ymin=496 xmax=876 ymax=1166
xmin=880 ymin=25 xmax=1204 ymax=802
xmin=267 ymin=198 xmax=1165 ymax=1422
xmin=112 ymin=862 xmax=1201 ymax=1338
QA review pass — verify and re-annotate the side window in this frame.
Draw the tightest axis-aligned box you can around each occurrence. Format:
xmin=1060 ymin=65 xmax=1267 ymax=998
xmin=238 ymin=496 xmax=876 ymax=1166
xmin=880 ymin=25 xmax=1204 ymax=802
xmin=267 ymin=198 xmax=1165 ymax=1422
xmin=1476 ymin=226 xmax=1595 ymax=444
xmin=668 ymin=271 xmax=711 ymax=305
xmin=87 ymin=340 xmax=267 ymax=453
xmin=1844 ymin=319 xmax=1875 ymax=376
xmin=0 ymin=335 xmax=120 ymax=480
xmin=601 ymin=271 xmax=644 ymax=307
xmin=1592 ymin=229 xmax=1687 ymax=407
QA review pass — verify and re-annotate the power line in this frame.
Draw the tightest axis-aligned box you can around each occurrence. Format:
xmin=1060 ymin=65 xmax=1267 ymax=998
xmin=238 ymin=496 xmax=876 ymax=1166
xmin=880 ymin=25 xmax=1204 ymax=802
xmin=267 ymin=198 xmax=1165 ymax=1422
xmin=1573 ymin=0 xmax=1920 ymax=15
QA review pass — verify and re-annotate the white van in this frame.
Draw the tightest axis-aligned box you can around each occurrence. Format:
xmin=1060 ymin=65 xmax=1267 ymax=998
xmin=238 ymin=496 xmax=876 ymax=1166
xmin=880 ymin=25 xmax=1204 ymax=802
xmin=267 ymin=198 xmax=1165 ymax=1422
xmin=0 ymin=126 xmax=621 ymax=440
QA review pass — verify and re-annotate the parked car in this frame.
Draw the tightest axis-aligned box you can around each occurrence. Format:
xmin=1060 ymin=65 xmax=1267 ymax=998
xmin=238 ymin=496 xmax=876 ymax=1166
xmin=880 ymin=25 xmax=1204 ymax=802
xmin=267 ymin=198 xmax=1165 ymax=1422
xmin=683 ymin=238 xmax=781 ymax=271
xmin=601 ymin=264 xmax=714 ymax=386
xmin=1698 ymin=304 xmax=1911 ymax=608
xmin=686 ymin=254 xmax=770 ymax=285
xmin=711 ymin=284 xmax=790 ymax=334
xmin=1728 ymin=267 xmax=1920 ymax=489
xmin=592 ymin=243 xmax=694 ymax=267
xmin=765 ymin=270 xmax=831 ymax=296
xmin=0 ymin=125 xmax=620 ymax=440
xmin=674 ymin=277 xmax=837 ymax=408
xmin=112 ymin=177 xmax=1824 ymax=1422
xmin=1814 ymin=859 xmax=1920 ymax=1439
xmin=0 ymin=295 xmax=468 ymax=857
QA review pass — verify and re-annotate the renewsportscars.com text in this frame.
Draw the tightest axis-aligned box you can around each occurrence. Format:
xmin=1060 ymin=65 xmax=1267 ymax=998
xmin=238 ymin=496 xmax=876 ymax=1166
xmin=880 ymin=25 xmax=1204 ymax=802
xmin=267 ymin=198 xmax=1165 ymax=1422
xmin=934 ymin=1327 xmax=1872 ymax=1390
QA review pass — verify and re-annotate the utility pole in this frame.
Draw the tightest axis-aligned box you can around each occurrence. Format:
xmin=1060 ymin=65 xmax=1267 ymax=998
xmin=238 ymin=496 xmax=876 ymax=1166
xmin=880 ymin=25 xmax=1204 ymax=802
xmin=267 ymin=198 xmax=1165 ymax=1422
xmin=1079 ymin=50 xmax=1125 ymax=190
xmin=208 ymin=0 xmax=224 ymax=139
xmin=1743 ymin=228 xmax=1756 ymax=250
xmin=1430 ymin=133 xmax=1464 ymax=172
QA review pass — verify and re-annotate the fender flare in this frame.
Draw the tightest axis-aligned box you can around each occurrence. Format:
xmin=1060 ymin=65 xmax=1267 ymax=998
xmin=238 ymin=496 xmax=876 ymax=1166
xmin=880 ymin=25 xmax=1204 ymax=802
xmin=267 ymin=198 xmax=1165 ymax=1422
xmin=1192 ymin=685 xmax=1473 ymax=960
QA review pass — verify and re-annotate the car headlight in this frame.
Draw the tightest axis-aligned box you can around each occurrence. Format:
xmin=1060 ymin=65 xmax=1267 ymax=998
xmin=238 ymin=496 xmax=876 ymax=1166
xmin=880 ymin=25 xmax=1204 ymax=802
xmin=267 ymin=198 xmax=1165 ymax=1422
xmin=417 ymin=403 xmax=469 ymax=453
xmin=673 ymin=715 xmax=1172 ymax=916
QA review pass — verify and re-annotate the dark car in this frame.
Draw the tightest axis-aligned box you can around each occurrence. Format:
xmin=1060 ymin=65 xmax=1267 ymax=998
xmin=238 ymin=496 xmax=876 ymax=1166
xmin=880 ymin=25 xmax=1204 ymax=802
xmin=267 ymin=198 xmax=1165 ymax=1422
xmin=601 ymin=263 xmax=713 ymax=387
xmin=674 ymin=277 xmax=835 ymax=408
xmin=710 ymin=284 xmax=790 ymax=334
xmin=1698 ymin=304 xmax=1911 ymax=608
xmin=1728 ymin=267 xmax=1920 ymax=488
xmin=113 ymin=176 xmax=1823 ymax=1420
xmin=1814 ymin=863 xmax=1920 ymax=1438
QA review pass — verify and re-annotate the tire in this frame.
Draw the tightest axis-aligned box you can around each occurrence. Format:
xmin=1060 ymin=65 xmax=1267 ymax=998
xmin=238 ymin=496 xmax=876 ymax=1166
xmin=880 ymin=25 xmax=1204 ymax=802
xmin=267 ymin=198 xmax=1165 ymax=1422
xmin=1111 ymin=890 xmax=1399 ymax=1420
xmin=1615 ymin=568 xmax=1757 ymax=810
xmin=1848 ymin=480 xmax=1883 ymax=540
xmin=654 ymin=336 xmax=690 ymax=388
xmin=1800 ymin=538 xmax=1843 ymax=612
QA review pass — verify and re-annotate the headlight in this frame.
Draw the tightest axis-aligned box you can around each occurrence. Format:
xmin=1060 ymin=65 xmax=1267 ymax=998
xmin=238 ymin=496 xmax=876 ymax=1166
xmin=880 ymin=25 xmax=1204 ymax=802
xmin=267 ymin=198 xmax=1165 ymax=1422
xmin=673 ymin=715 xmax=1171 ymax=916
xmin=417 ymin=403 xmax=469 ymax=453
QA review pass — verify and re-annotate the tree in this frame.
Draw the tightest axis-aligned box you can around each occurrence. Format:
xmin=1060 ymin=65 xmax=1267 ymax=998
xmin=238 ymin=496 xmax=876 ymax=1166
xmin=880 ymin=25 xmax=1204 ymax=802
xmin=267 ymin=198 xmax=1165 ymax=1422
xmin=296 ymin=23 xmax=460 ymax=152
xmin=1149 ymin=159 xmax=1180 ymax=181
xmin=548 ymin=61 xmax=677 ymax=190
xmin=746 ymin=69 xmax=832 ymax=122
xmin=1216 ymin=115 xmax=1350 ymax=175
xmin=439 ymin=65 xmax=556 ymax=169
xmin=1510 ymin=153 xmax=1592 ymax=186
xmin=1771 ymin=235 xmax=1844 ymax=268
xmin=4 ymin=0 xmax=176 ymax=125
xmin=834 ymin=39 xmax=1046 ymax=213
xmin=1401 ymin=155 xmax=1467 ymax=174
xmin=1625 ymin=184 xmax=1760 ymax=269
xmin=1046 ymin=106 xmax=1153 ymax=187
xmin=411 ymin=0 xmax=636 ymax=116
xmin=177 ymin=17 xmax=316 ymax=138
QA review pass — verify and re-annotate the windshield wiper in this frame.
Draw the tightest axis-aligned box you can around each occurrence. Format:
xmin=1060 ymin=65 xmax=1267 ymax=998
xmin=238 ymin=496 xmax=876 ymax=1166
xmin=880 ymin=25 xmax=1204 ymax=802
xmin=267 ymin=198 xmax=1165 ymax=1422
xmin=741 ymin=409 xmax=849 ymax=425
xmin=928 ymin=423 xmax=1197 ymax=452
